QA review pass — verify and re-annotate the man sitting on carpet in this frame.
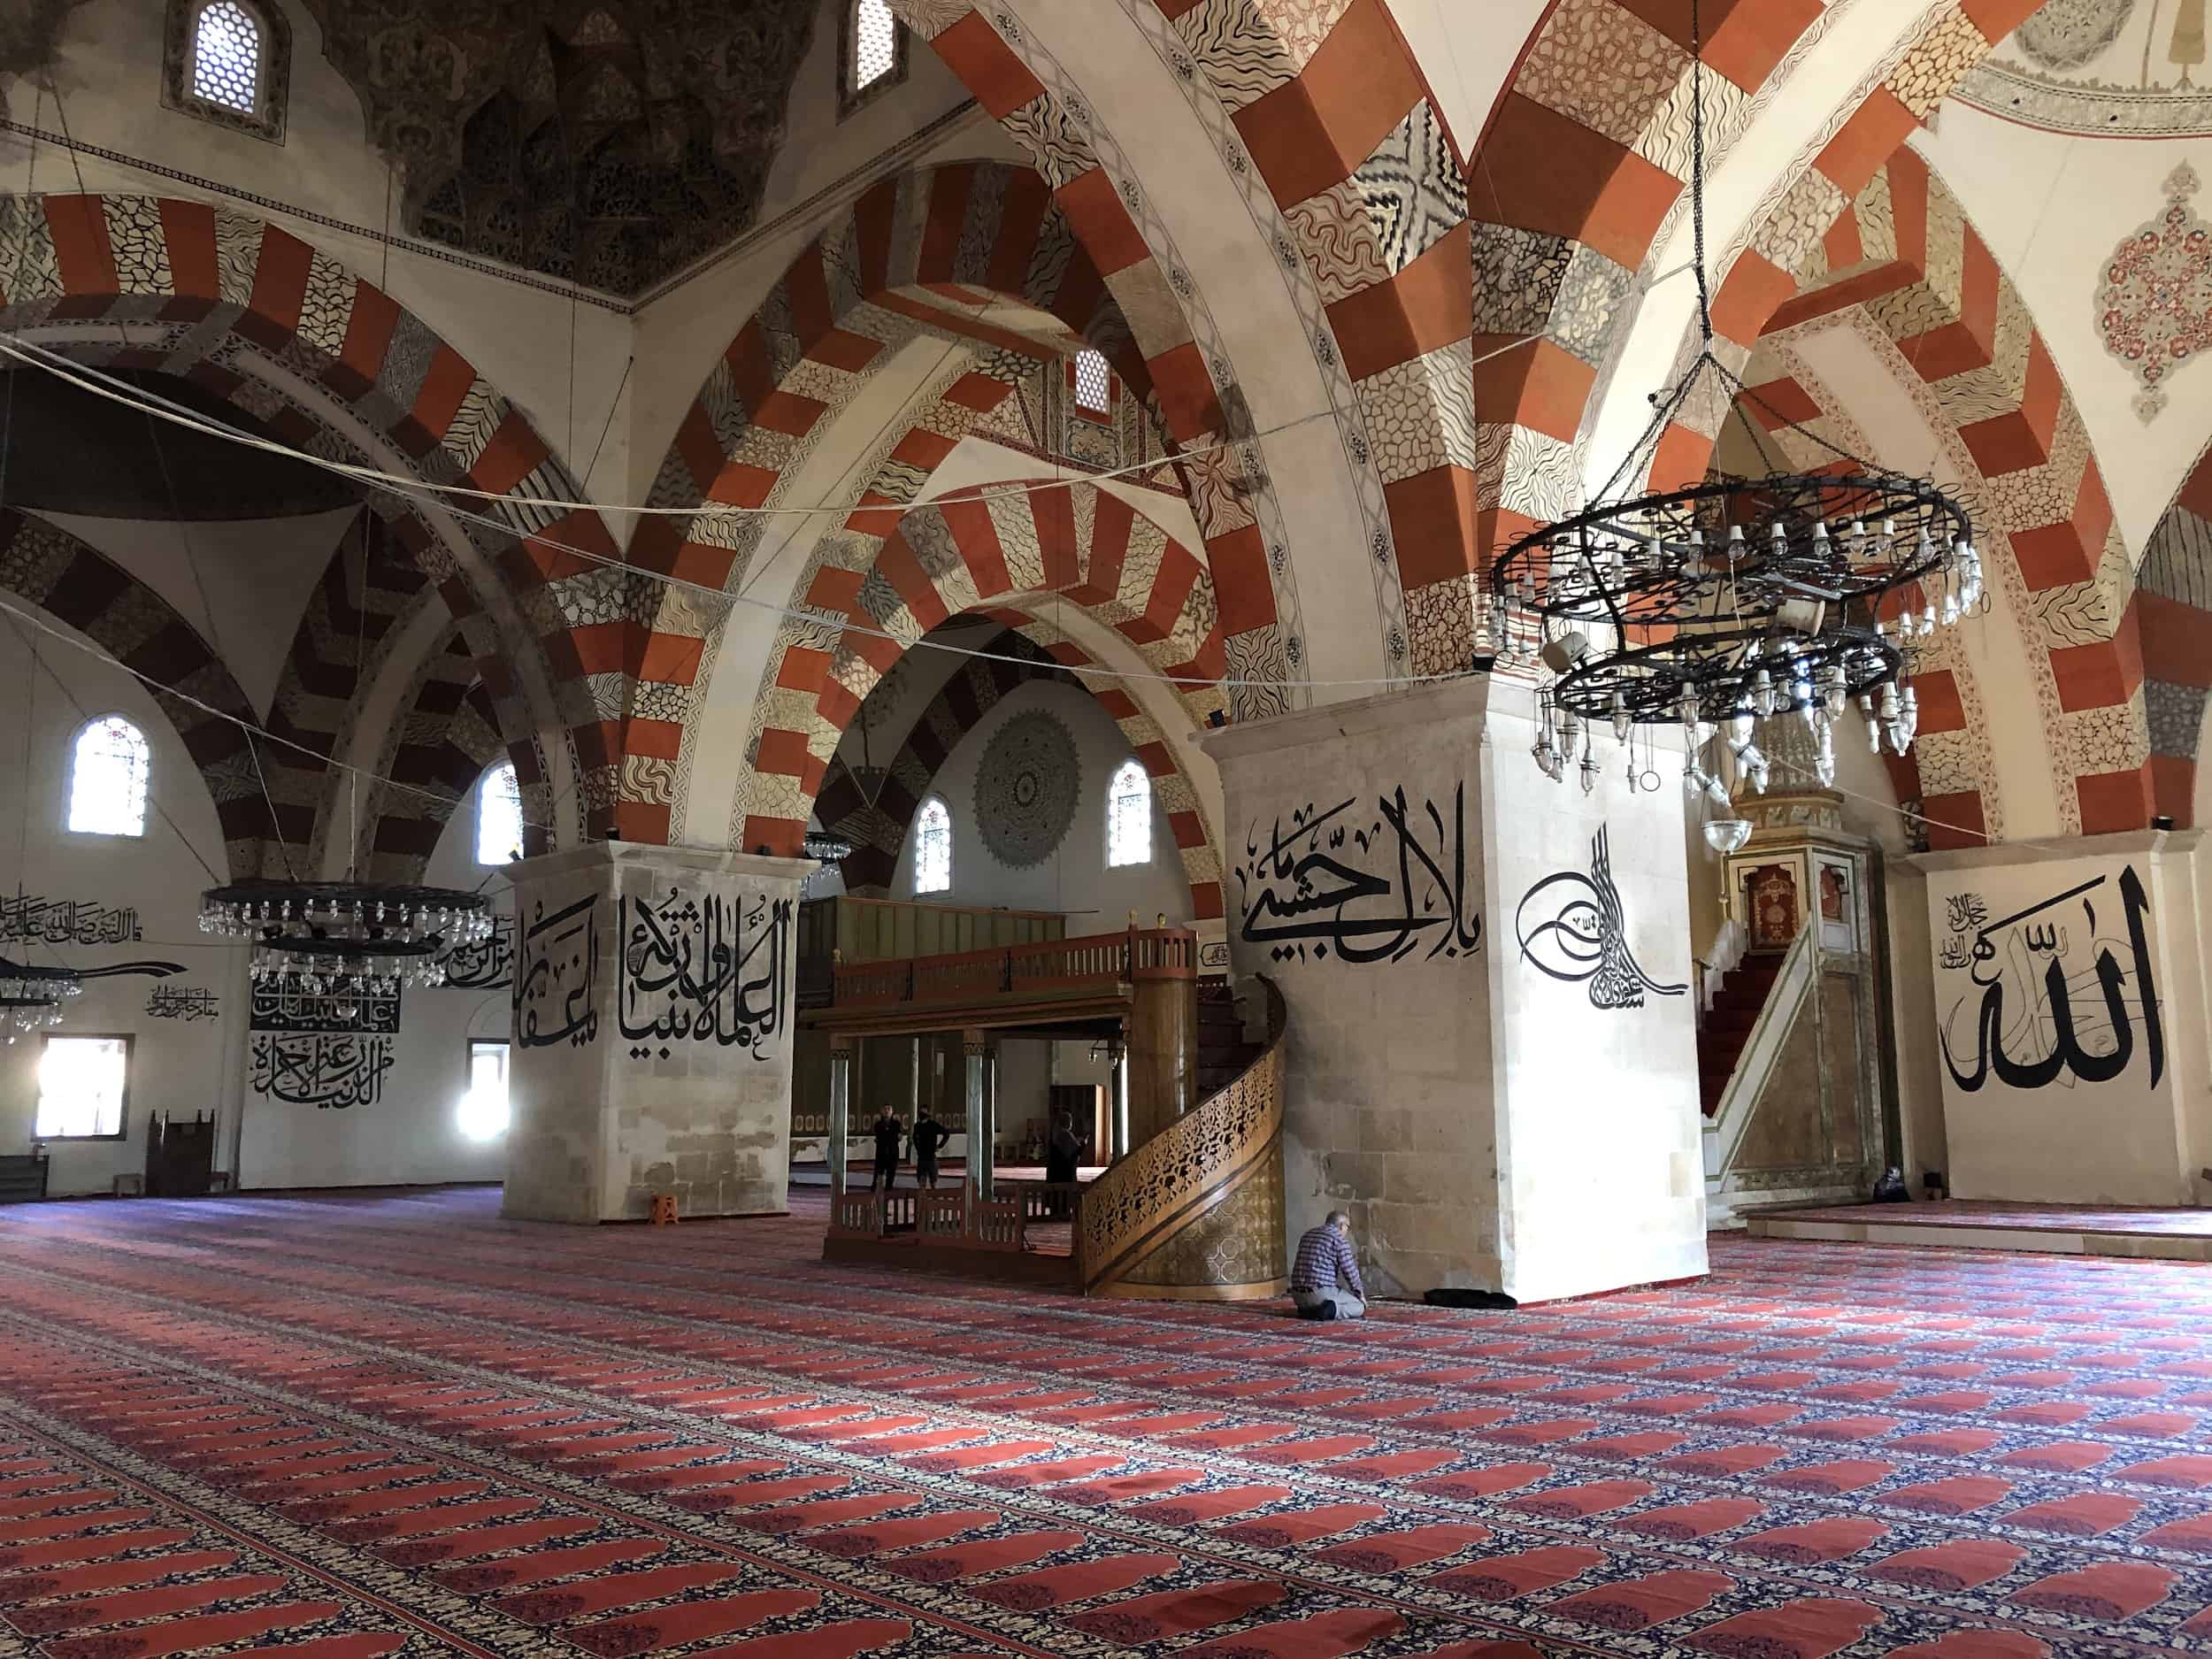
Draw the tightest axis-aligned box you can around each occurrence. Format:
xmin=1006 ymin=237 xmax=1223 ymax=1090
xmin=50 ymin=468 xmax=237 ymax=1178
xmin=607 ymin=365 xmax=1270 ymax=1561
xmin=1290 ymin=1210 xmax=1365 ymax=1320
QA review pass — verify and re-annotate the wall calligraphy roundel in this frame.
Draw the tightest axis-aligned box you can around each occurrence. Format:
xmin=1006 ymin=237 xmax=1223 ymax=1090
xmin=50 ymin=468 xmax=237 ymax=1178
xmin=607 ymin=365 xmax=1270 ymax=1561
xmin=973 ymin=708 xmax=1080 ymax=869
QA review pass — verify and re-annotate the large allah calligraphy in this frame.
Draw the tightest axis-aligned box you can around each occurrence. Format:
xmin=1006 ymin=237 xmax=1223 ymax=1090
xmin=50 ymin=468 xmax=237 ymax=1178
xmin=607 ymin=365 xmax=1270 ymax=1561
xmin=1235 ymin=784 xmax=1483 ymax=964
xmin=1939 ymin=865 xmax=2164 ymax=1091
xmin=1516 ymin=826 xmax=1686 ymax=1011
xmin=618 ymin=890 xmax=789 ymax=1062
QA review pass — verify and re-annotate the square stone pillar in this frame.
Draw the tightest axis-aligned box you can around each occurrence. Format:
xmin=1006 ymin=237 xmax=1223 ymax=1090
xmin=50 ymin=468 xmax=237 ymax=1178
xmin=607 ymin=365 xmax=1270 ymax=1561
xmin=1916 ymin=830 xmax=2209 ymax=1205
xmin=502 ymin=841 xmax=810 ymax=1223
xmin=1204 ymin=675 xmax=1708 ymax=1303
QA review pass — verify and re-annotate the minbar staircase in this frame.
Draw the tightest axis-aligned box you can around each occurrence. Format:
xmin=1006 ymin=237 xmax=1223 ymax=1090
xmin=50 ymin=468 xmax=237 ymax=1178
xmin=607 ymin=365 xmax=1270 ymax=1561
xmin=1698 ymin=954 xmax=1783 ymax=1116
xmin=1198 ymin=977 xmax=1265 ymax=1099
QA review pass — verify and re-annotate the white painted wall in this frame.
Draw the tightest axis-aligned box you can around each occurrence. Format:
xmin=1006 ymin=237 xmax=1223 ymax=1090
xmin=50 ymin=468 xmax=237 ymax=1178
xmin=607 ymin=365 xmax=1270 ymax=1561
xmin=1919 ymin=833 xmax=2207 ymax=1205
xmin=888 ymin=677 xmax=1193 ymax=927
xmin=1915 ymin=112 xmax=2212 ymax=553
xmin=0 ymin=597 xmax=516 ymax=1195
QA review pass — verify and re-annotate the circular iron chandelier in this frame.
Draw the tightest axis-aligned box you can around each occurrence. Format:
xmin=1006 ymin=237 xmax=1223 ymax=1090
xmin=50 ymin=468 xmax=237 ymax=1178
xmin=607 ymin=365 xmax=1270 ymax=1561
xmin=0 ymin=957 xmax=82 ymax=1040
xmin=199 ymin=879 xmax=495 ymax=998
xmin=1489 ymin=0 xmax=1979 ymax=812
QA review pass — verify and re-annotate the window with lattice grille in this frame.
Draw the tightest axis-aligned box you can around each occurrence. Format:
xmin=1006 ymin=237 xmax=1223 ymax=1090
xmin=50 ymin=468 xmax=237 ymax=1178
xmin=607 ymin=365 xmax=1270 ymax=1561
xmin=841 ymin=0 xmax=908 ymax=115
xmin=1107 ymin=758 xmax=1152 ymax=868
xmin=192 ymin=0 xmax=260 ymax=111
xmin=1074 ymin=349 xmax=1113 ymax=419
xmin=164 ymin=0 xmax=288 ymax=142
xmin=915 ymin=798 xmax=952 ymax=895
xmin=68 ymin=717 xmax=150 ymax=839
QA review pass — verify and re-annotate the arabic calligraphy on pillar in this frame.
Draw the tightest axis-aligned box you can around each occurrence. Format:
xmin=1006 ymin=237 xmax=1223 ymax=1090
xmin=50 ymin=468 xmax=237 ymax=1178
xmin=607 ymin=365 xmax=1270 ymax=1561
xmin=1515 ymin=826 xmax=1685 ymax=1011
xmin=1939 ymin=867 xmax=2163 ymax=1091
xmin=439 ymin=914 xmax=515 ymax=990
xmin=618 ymin=890 xmax=790 ymax=1062
xmin=1235 ymin=784 xmax=1485 ymax=964
xmin=515 ymin=893 xmax=599 ymax=1049
xmin=249 ymin=1032 xmax=395 ymax=1110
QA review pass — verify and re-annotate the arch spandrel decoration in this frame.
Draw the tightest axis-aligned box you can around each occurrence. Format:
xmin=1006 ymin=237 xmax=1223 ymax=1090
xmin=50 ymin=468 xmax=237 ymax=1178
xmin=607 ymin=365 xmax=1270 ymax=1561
xmin=1467 ymin=0 xmax=2047 ymax=555
xmin=2133 ymin=442 xmax=2212 ymax=826
xmin=1750 ymin=150 xmax=2145 ymax=840
xmin=0 ymin=192 xmax=623 ymax=849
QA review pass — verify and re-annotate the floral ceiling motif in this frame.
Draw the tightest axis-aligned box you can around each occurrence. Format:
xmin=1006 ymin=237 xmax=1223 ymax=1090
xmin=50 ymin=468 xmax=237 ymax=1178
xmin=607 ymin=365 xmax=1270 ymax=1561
xmin=1956 ymin=1 xmax=2212 ymax=135
xmin=2097 ymin=163 xmax=2212 ymax=422
xmin=972 ymin=708 xmax=1080 ymax=872
xmin=300 ymin=0 xmax=820 ymax=296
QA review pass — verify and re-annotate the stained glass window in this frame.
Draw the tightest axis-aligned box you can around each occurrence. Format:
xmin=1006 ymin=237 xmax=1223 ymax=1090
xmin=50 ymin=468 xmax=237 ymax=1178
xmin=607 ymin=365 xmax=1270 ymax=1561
xmin=1074 ymin=348 xmax=1112 ymax=417
xmin=68 ymin=716 xmax=150 ymax=837
xmin=38 ymin=1036 xmax=129 ymax=1140
xmin=191 ymin=0 xmax=261 ymax=113
xmin=1107 ymin=757 xmax=1152 ymax=868
xmin=854 ymin=0 xmax=897 ymax=92
xmin=915 ymin=797 xmax=952 ymax=895
xmin=477 ymin=761 xmax=523 ymax=866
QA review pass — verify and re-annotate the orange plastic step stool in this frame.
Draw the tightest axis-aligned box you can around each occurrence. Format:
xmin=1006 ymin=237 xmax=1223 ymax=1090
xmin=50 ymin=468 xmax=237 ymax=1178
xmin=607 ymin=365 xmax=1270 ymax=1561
xmin=649 ymin=1194 xmax=679 ymax=1225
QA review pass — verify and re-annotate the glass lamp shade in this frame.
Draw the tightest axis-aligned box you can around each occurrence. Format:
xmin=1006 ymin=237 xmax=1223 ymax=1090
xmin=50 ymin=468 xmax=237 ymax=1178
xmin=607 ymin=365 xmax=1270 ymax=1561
xmin=1702 ymin=818 xmax=1753 ymax=856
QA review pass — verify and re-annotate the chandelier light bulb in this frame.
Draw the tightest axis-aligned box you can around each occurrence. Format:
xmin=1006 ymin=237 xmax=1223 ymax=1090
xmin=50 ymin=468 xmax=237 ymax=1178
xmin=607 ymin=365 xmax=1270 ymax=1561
xmin=1684 ymin=763 xmax=1708 ymax=798
xmin=1611 ymin=692 xmax=1632 ymax=745
xmin=1579 ymin=739 xmax=1600 ymax=795
xmin=1751 ymin=669 xmax=1775 ymax=718
xmin=1705 ymin=771 xmax=1732 ymax=809
xmin=1702 ymin=818 xmax=1753 ymax=856
xmin=1727 ymin=710 xmax=1755 ymax=751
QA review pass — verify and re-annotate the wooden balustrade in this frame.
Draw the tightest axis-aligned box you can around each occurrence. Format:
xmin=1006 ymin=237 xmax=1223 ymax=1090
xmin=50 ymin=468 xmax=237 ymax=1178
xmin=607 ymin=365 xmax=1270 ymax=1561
xmin=829 ymin=926 xmax=1194 ymax=1010
xmin=826 ymin=1184 xmax=1032 ymax=1252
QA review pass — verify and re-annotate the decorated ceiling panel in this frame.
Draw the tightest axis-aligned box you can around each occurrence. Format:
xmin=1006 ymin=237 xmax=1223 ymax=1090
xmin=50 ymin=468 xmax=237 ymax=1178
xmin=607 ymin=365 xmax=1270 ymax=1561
xmin=299 ymin=0 xmax=821 ymax=295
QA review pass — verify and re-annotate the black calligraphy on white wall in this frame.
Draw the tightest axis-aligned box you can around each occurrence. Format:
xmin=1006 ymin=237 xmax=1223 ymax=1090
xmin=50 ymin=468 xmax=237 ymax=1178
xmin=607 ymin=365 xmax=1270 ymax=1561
xmin=1516 ymin=826 xmax=1685 ymax=1011
xmin=516 ymin=894 xmax=599 ymax=1048
xmin=618 ymin=891 xmax=789 ymax=1063
xmin=250 ymin=1033 xmax=394 ymax=1110
xmin=1 ymin=890 xmax=142 ymax=946
xmin=247 ymin=971 xmax=402 ymax=1110
xmin=145 ymin=985 xmax=219 ymax=1021
xmin=440 ymin=914 xmax=515 ymax=990
xmin=1236 ymin=785 xmax=1484 ymax=964
xmin=1939 ymin=867 xmax=2163 ymax=1092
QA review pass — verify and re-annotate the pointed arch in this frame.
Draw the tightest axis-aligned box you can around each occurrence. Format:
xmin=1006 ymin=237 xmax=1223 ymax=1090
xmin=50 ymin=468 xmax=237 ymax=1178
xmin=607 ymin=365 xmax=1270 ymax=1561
xmin=892 ymin=2 xmax=1481 ymax=680
xmin=1748 ymin=150 xmax=2139 ymax=839
xmin=0 ymin=509 xmax=261 ymax=872
xmin=1467 ymin=0 xmax=2047 ymax=561
xmin=0 ymin=191 xmax=623 ymax=844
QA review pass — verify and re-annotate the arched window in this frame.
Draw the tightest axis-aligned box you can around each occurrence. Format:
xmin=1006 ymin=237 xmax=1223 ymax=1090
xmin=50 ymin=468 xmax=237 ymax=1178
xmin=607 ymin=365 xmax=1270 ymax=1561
xmin=1074 ymin=348 xmax=1113 ymax=418
xmin=163 ymin=0 xmax=289 ymax=142
xmin=476 ymin=761 xmax=523 ymax=866
xmin=192 ymin=1 xmax=260 ymax=111
xmin=1106 ymin=757 xmax=1152 ymax=868
xmin=914 ymin=797 xmax=952 ymax=895
xmin=841 ymin=0 xmax=907 ymax=115
xmin=67 ymin=717 xmax=150 ymax=838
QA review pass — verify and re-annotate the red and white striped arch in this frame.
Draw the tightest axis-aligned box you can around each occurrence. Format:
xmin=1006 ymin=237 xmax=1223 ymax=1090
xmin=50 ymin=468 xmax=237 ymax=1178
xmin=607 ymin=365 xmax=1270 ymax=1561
xmin=1749 ymin=150 xmax=2141 ymax=841
xmin=1470 ymin=0 xmax=2047 ymax=558
xmin=738 ymin=472 xmax=1225 ymax=891
xmin=0 ymin=192 xmax=615 ymax=849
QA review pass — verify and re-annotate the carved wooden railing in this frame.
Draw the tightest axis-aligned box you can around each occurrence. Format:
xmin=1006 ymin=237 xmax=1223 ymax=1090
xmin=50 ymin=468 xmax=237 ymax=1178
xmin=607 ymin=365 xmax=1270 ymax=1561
xmin=1075 ymin=978 xmax=1287 ymax=1302
xmin=831 ymin=927 xmax=1193 ymax=1010
xmin=827 ymin=1186 xmax=1025 ymax=1253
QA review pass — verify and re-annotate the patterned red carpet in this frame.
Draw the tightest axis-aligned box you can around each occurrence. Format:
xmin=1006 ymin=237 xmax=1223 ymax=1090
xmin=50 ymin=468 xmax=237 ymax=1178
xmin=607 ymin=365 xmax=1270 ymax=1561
xmin=1 ymin=1189 xmax=2208 ymax=1659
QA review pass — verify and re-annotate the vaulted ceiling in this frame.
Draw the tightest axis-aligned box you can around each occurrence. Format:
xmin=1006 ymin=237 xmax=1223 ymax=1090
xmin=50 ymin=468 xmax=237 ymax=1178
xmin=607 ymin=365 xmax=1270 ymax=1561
xmin=300 ymin=0 xmax=821 ymax=296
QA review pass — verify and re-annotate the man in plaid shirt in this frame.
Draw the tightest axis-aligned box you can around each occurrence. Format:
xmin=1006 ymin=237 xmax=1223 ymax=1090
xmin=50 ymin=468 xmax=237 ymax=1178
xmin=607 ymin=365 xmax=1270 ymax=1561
xmin=1290 ymin=1210 xmax=1364 ymax=1320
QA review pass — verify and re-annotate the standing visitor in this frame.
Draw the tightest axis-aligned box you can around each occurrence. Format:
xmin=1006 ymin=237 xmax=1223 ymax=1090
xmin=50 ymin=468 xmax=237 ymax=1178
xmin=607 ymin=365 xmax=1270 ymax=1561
xmin=870 ymin=1109 xmax=904 ymax=1191
xmin=910 ymin=1109 xmax=949 ymax=1188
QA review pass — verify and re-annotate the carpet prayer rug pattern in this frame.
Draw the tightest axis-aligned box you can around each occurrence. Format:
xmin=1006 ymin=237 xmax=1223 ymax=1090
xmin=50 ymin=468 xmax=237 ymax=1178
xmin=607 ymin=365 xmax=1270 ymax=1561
xmin=0 ymin=1190 xmax=2208 ymax=1658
